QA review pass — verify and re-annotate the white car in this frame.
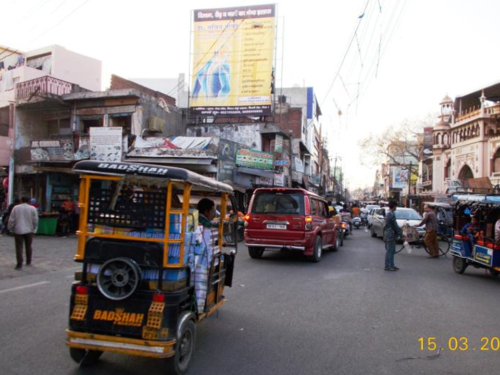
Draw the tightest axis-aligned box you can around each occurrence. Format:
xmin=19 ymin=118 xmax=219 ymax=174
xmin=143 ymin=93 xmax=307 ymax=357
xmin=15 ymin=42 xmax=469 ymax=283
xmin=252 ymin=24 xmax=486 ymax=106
xmin=370 ymin=207 xmax=425 ymax=238
xmin=366 ymin=206 xmax=380 ymax=227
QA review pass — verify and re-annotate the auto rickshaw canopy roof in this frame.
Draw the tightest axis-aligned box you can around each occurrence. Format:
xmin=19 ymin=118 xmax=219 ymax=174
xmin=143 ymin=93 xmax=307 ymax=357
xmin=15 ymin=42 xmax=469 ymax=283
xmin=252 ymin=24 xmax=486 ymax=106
xmin=73 ymin=160 xmax=233 ymax=194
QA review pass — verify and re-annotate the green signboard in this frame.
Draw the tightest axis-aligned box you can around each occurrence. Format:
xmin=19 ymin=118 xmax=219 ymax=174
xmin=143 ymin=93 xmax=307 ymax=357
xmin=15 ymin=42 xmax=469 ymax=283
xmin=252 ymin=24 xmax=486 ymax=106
xmin=236 ymin=149 xmax=274 ymax=170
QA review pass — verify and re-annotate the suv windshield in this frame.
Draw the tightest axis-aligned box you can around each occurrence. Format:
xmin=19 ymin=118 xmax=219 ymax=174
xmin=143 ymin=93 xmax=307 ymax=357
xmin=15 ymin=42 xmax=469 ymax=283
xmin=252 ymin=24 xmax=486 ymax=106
xmin=395 ymin=209 xmax=422 ymax=221
xmin=252 ymin=192 xmax=305 ymax=215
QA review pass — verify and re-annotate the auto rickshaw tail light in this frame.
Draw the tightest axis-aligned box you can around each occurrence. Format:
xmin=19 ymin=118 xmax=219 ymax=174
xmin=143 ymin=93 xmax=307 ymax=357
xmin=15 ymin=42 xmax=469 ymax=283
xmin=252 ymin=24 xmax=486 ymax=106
xmin=152 ymin=293 xmax=165 ymax=302
xmin=76 ymin=286 xmax=88 ymax=295
xmin=70 ymin=305 xmax=87 ymax=321
xmin=147 ymin=301 xmax=165 ymax=329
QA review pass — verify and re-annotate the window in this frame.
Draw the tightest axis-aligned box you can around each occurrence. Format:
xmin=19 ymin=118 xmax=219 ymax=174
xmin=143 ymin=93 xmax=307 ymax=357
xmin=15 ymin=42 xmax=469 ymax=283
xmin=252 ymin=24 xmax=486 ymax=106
xmin=252 ymin=192 xmax=304 ymax=215
xmin=317 ymin=201 xmax=327 ymax=217
xmin=493 ymin=149 xmax=500 ymax=173
xmin=310 ymin=199 xmax=318 ymax=215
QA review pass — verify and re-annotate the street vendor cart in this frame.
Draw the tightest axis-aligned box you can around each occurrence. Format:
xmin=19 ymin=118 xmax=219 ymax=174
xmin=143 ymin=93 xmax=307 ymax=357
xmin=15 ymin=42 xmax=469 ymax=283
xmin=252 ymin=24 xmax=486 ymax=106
xmin=450 ymin=195 xmax=500 ymax=276
xmin=66 ymin=161 xmax=237 ymax=374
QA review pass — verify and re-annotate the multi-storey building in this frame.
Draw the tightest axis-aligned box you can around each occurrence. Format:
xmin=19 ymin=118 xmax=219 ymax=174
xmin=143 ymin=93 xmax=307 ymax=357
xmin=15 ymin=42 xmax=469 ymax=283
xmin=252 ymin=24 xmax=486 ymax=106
xmin=432 ymin=82 xmax=500 ymax=194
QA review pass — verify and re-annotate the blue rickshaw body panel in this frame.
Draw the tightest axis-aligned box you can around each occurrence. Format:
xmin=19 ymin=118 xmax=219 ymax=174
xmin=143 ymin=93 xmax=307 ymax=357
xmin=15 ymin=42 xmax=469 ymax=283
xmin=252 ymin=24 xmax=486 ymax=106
xmin=474 ymin=245 xmax=493 ymax=267
xmin=451 ymin=238 xmax=471 ymax=258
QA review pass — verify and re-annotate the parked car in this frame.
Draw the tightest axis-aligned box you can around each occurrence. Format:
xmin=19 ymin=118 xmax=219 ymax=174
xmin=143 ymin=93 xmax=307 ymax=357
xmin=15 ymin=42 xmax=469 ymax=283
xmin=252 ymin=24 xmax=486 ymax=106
xmin=366 ymin=207 xmax=380 ymax=227
xmin=370 ymin=207 xmax=425 ymax=238
xmin=244 ymin=188 xmax=341 ymax=262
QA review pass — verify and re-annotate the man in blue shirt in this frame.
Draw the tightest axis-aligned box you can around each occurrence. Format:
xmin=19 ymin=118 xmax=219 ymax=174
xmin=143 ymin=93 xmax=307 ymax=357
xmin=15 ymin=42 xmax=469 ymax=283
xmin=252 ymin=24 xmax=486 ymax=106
xmin=383 ymin=200 xmax=402 ymax=271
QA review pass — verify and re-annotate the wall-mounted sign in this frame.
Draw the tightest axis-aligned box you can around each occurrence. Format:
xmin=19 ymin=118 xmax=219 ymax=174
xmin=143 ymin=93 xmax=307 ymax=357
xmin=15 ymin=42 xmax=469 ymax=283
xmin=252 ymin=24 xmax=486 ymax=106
xmin=31 ymin=139 xmax=74 ymax=161
xmin=274 ymin=159 xmax=291 ymax=167
xmin=274 ymin=134 xmax=283 ymax=153
xmin=236 ymin=149 xmax=274 ymax=170
xmin=90 ymin=127 xmax=123 ymax=162
xmin=293 ymin=156 xmax=304 ymax=173
xmin=274 ymin=173 xmax=285 ymax=186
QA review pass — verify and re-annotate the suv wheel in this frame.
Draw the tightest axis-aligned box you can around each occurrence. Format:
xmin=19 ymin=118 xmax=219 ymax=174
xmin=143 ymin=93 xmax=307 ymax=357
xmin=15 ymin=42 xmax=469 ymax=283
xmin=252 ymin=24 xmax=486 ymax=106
xmin=310 ymin=236 xmax=322 ymax=263
xmin=333 ymin=231 xmax=341 ymax=252
xmin=248 ymin=247 xmax=264 ymax=259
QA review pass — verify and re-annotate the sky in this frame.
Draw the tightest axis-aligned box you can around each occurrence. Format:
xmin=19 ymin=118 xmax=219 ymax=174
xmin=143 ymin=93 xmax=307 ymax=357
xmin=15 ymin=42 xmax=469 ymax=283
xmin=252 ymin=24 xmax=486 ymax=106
xmin=1 ymin=0 xmax=500 ymax=191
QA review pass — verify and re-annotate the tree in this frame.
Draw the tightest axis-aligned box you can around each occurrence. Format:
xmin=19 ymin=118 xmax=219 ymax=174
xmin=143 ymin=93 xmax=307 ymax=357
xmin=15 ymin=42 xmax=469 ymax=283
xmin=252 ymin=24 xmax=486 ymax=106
xmin=359 ymin=114 xmax=436 ymax=168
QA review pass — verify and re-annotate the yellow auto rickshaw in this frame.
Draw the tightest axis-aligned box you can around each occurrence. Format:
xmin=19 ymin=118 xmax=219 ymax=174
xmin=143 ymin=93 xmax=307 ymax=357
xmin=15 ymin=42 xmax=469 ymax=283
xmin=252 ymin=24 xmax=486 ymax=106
xmin=66 ymin=161 xmax=237 ymax=374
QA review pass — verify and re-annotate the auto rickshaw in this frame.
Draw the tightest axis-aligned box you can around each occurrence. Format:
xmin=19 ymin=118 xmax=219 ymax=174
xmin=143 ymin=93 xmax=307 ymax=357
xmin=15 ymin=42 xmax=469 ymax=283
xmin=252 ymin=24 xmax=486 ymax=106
xmin=66 ymin=161 xmax=237 ymax=374
xmin=450 ymin=195 xmax=500 ymax=277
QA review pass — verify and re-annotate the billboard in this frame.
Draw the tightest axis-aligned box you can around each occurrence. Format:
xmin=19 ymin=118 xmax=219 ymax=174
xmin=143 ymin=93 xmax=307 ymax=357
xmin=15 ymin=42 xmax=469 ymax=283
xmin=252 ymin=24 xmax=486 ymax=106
xmin=218 ymin=139 xmax=238 ymax=183
xmin=393 ymin=168 xmax=409 ymax=189
xmin=190 ymin=4 xmax=276 ymax=117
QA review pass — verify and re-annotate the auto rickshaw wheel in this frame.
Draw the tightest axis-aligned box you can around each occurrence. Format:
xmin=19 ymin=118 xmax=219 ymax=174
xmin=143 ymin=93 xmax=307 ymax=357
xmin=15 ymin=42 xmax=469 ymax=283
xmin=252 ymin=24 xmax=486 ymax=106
xmin=69 ymin=348 xmax=103 ymax=366
xmin=453 ymin=256 xmax=468 ymax=274
xmin=310 ymin=236 xmax=322 ymax=263
xmin=166 ymin=319 xmax=196 ymax=375
xmin=97 ymin=257 xmax=142 ymax=301
xmin=248 ymin=247 xmax=264 ymax=259
xmin=489 ymin=269 xmax=500 ymax=277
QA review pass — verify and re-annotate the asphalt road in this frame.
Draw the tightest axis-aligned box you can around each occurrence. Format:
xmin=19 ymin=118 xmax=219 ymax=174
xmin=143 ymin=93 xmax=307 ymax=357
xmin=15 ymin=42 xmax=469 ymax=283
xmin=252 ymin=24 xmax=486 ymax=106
xmin=1 ymin=230 xmax=500 ymax=375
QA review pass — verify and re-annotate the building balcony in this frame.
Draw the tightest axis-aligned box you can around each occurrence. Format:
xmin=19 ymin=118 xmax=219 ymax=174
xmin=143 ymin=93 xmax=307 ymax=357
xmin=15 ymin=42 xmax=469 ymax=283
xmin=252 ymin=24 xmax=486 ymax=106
xmin=433 ymin=143 xmax=450 ymax=150
xmin=455 ymin=102 xmax=500 ymax=124
xmin=15 ymin=76 xmax=81 ymax=102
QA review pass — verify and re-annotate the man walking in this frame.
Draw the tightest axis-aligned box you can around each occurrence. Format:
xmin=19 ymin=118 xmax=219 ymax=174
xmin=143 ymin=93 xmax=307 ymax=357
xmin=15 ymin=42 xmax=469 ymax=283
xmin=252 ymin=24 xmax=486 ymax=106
xmin=384 ymin=200 xmax=402 ymax=271
xmin=8 ymin=197 xmax=38 ymax=270
xmin=415 ymin=204 xmax=439 ymax=258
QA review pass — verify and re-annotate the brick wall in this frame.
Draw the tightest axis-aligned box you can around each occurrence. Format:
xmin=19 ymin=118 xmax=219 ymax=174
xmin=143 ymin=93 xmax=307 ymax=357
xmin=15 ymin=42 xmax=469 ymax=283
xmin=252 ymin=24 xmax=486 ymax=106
xmin=110 ymin=75 xmax=176 ymax=106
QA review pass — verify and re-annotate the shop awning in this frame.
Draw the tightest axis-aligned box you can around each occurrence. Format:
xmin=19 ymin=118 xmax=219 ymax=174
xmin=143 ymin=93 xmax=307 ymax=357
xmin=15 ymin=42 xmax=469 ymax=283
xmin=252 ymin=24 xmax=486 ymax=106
xmin=235 ymin=167 xmax=276 ymax=179
xmin=125 ymin=157 xmax=214 ymax=165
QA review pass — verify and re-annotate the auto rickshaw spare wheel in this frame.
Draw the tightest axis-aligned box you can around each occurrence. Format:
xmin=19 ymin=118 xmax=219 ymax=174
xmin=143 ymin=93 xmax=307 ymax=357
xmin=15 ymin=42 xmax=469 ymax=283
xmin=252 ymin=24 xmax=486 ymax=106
xmin=97 ymin=257 xmax=142 ymax=300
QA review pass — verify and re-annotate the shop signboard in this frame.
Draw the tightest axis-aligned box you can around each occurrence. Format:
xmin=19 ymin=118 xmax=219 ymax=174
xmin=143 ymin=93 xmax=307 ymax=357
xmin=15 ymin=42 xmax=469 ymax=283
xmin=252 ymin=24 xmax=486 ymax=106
xmin=190 ymin=4 xmax=276 ymax=117
xmin=30 ymin=139 xmax=74 ymax=161
xmin=274 ymin=159 xmax=291 ymax=167
xmin=236 ymin=149 xmax=274 ymax=170
xmin=90 ymin=127 xmax=123 ymax=162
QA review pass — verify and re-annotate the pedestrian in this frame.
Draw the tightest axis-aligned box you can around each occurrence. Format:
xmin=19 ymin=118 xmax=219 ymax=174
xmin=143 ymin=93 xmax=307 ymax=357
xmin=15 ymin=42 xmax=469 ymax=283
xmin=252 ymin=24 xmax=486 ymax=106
xmin=383 ymin=200 xmax=402 ymax=271
xmin=8 ymin=197 xmax=39 ymax=270
xmin=414 ymin=204 xmax=439 ymax=258
xmin=2 ymin=198 xmax=20 ymax=235
xmin=494 ymin=213 xmax=500 ymax=245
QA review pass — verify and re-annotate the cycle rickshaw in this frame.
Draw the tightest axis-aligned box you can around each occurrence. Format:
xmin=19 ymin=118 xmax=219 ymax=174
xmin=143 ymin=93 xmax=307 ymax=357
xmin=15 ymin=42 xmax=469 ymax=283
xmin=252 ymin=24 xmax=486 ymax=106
xmin=66 ymin=161 xmax=238 ymax=374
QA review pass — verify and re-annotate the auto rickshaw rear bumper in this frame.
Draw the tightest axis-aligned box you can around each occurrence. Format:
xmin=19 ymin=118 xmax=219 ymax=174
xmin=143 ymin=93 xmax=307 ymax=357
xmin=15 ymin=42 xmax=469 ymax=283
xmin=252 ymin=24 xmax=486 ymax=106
xmin=66 ymin=330 xmax=176 ymax=359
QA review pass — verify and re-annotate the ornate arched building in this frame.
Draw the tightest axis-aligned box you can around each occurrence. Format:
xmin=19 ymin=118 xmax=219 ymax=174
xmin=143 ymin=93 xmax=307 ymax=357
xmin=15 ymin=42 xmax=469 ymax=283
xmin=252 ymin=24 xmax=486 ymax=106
xmin=432 ymin=82 xmax=500 ymax=193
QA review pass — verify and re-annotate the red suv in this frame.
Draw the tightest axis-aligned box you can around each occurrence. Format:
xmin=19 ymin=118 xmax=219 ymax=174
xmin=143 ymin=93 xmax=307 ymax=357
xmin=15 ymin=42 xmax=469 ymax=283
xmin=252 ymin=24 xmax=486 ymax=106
xmin=244 ymin=188 xmax=340 ymax=262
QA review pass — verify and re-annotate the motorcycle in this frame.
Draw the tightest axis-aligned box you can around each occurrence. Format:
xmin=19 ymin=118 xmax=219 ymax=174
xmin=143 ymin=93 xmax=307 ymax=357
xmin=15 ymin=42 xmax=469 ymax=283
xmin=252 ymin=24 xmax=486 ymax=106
xmin=352 ymin=216 xmax=362 ymax=229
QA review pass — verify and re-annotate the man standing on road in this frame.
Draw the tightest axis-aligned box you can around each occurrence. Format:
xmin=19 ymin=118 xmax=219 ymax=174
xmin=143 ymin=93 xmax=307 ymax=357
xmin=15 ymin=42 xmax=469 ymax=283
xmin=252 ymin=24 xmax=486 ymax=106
xmin=384 ymin=200 xmax=402 ymax=271
xmin=8 ymin=197 xmax=39 ymax=270
xmin=415 ymin=204 xmax=439 ymax=258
